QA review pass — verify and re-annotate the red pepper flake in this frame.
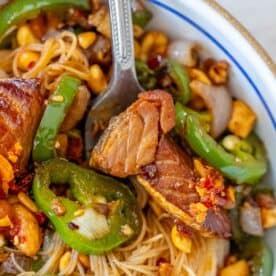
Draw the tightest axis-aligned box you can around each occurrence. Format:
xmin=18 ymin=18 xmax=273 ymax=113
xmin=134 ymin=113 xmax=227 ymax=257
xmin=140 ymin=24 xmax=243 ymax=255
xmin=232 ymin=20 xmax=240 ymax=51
xmin=203 ymin=177 xmax=213 ymax=190
xmin=148 ymin=54 xmax=163 ymax=70
xmin=34 ymin=212 xmax=47 ymax=226
xmin=28 ymin=61 xmax=36 ymax=69
xmin=67 ymin=135 xmax=83 ymax=163
xmin=68 ymin=222 xmax=79 ymax=230
xmin=9 ymin=173 xmax=33 ymax=195
xmin=156 ymin=257 xmax=167 ymax=266
xmin=142 ymin=164 xmax=157 ymax=180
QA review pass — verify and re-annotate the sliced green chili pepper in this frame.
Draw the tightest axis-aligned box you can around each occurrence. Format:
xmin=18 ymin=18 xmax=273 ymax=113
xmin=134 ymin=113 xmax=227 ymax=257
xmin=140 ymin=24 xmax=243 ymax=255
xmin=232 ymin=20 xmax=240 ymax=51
xmin=132 ymin=9 xmax=152 ymax=28
xmin=32 ymin=75 xmax=80 ymax=162
xmin=168 ymin=60 xmax=191 ymax=105
xmin=240 ymin=237 xmax=273 ymax=276
xmin=33 ymin=158 xmax=141 ymax=255
xmin=175 ymin=102 xmax=267 ymax=184
xmin=135 ymin=59 xmax=157 ymax=89
xmin=0 ymin=0 xmax=90 ymax=43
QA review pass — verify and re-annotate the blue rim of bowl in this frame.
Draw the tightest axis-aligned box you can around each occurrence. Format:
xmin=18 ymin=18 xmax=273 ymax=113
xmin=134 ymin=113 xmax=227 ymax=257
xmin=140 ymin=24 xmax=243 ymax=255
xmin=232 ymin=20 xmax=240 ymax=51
xmin=148 ymin=0 xmax=276 ymax=129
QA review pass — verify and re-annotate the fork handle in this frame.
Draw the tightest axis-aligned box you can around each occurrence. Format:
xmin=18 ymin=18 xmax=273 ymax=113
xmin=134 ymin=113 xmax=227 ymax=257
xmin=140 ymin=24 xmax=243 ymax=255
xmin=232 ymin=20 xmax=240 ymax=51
xmin=108 ymin=0 xmax=136 ymax=73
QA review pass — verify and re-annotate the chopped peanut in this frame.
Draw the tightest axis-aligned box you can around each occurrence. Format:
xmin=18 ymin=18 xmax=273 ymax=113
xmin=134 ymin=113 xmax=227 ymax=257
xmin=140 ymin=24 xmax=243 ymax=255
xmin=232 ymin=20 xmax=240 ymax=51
xmin=189 ymin=68 xmax=211 ymax=85
xmin=17 ymin=192 xmax=38 ymax=213
xmin=171 ymin=225 xmax=192 ymax=253
xmin=78 ymin=253 xmax=90 ymax=269
xmin=78 ymin=32 xmax=97 ymax=49
xmin=87 ymin=64 xmax=107 ymax=94
xmin=261 ymin=207 xmax=276 ymax=228
xmin=51 ymin=198 xmax=66 ymax=216
xmin=207 ymin=60 xmax=229 ymax=85
xmin=141 ymin=31 xmax=168 ymax=61
xmin=220 ymin=260 xmax=249 ymax=276
xmin=17 ymin=24 xmax=38 ymax=46
xmin=59 ymin=251 xmax=72 ymax=273
xmin=12 ymin=204 xmax=42 ymax=257
xmin=228 ymin=100 xmax=256 ymax=138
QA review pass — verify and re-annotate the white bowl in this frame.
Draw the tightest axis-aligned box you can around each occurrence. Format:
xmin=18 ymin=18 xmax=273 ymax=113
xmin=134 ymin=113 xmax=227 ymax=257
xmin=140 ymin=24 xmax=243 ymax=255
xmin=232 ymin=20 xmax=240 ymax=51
xmin=145 ymin=0 xmax=276 ymax=271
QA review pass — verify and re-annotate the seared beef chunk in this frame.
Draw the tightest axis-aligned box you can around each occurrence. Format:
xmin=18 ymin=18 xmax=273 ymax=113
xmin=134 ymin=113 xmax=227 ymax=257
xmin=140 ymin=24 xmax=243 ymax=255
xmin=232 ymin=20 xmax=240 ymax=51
xmin=90 ymin=90 xmax=231 ymax=238
xmin=90 ymin=90 xmax=175 ymax=177
xmin=0 ymin=79 xmax=44 ymax=173
xmin=139 ymin=136 xmax=231 ymax=238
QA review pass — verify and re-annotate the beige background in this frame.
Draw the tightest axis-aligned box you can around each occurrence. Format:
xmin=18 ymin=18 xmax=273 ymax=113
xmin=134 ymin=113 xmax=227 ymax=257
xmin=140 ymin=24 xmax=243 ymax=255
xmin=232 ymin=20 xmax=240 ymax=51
xmin=217 ymin=0 xmax=276 ymax=62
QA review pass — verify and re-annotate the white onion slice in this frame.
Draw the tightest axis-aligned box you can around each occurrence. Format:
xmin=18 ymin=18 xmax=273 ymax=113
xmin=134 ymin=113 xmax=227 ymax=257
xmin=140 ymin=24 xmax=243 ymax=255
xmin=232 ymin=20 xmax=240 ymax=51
xmin=72 ymin=208 xmax=109 ymax=240
xmin=190 ymin=80 xmax=232 ymax=138
xmin=168 ymin=40 xmax=199 ymax=67
xmin=240 ymin=204 xmax=264 ymax=236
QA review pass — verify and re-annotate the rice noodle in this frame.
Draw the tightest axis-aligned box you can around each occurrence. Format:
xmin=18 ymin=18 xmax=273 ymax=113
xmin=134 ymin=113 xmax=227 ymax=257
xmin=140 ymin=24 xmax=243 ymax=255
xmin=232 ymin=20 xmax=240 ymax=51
xmin=0 ymin=30 xmax=231 ymax=276
xmin=10 ymin=31 xmax=90 ymax=94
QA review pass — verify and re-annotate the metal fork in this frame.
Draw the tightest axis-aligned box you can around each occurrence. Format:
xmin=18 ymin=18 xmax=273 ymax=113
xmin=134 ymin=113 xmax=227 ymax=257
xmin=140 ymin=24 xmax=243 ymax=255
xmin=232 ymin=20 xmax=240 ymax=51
xmin=85 ymin=0 xmax=142 ymax=156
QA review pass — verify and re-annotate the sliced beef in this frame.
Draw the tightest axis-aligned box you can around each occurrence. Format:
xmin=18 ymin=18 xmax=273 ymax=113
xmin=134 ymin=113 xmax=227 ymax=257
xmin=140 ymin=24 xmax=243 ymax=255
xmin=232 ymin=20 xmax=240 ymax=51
xmin=140 ymin=136 xmax=231 ymax=238
xmin=90 ymin=89 xmax=231 ymax=238
xmin=90 ymin=90 xmax=175 ymax=177
xmin=0 ymin=78 xmax=44 ymax=173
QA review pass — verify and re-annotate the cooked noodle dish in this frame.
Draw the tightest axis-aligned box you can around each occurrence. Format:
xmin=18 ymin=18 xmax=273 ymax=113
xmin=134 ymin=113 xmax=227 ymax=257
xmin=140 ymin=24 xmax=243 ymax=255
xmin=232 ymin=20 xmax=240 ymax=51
xmin=0 ymin=0 xmax=274 ymax=275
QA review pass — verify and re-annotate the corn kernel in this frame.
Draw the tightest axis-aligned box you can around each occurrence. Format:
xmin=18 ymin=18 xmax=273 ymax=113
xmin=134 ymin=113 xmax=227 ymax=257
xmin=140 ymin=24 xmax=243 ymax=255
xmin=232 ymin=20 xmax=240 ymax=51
xmin=220 ymin=260 xmax=249 ymax=276
xmin=17 ymin=24 xmax=38 ymax=46
xmin=18 ymin=51 xmax=40 ymax=71
xmin=190 ymin=69 xmax=211 ymax=85
xmin=78 ymin=32 xmax=97 ymax=49
xmin=171 ymin=225 xmax=192 ymax=253
xmin=87 ymin=64 xmax=107 ymax=94
xmin=17 ymin=192 xmax=38 ymax=213
xmin=141 ymin=31 xmax=168 ymax=61
xmin=261 ymin=207 xmax=276 ymax=228
xmin=78 ymin=253 xmax=90 ymax=269
xmin=59 ymin=251 xmax=71 ymax=272
xmin=221 ymin=135 xmax=241 ymax=151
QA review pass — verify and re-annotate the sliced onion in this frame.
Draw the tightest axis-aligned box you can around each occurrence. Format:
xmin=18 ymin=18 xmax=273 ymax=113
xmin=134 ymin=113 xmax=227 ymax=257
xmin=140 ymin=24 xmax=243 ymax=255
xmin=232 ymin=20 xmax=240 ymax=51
xmin=72 ymin=207 xmax=109 ymax=240
xmin=240 ymin=204 xmax=264 ymax=236
xmin=168 ymin=40 xmax=199 ymax=67
xmin=190 ymin=80 xmax=232 ymax=138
